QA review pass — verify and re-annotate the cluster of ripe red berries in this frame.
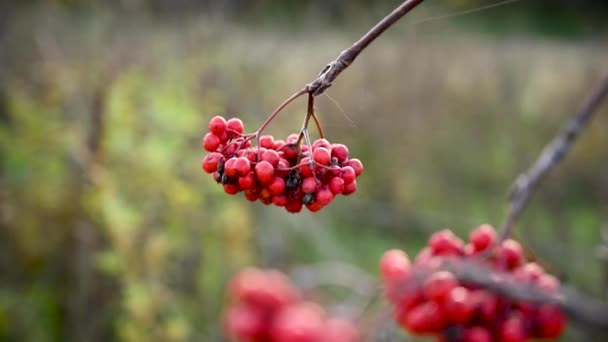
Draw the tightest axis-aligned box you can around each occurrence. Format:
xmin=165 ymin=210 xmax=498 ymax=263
xmin=224 ymin=268 xmax=360 ymax=342
xmin=380 ymin=224 xmax=566 ymax=342
xmin=201 ymin=116 xmax=363 ymax=213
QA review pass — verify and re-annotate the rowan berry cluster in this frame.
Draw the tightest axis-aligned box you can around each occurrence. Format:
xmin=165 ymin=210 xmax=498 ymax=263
xmin=224 ymin=268 xmax=360 ymax=342
xmin=201 ymin=115 xmax=363 ymax=213
xmin=380 ymin=224 xmax=566 ymax=342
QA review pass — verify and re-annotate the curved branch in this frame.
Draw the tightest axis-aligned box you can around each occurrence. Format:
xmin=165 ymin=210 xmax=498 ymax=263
xmin=306 ymin=0 xmax=426 ymax=96
xmin=501 ymin=76 xmax=608 ymax=239
xmin=442 ymin=260 xmax=608 ymax=330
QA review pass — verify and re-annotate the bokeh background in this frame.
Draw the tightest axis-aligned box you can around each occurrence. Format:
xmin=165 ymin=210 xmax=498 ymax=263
xmin=1 ymin=0 xmax=608 ymax=341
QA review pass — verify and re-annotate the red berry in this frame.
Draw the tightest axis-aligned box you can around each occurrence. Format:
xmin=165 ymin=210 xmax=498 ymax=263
xmin=219 ymin=130 xmax=229 ymax=144
xmin=464 ymin=243 xmax=477 ymax=256
xmin=259 ymin=135 xmax=275 ymax=149
xmin=272 ymin=195 xmax=288 ymax=207
xmin=285 ymin=200 xmax=303 ymax=213
xmin=536 ymin=274 xmax=560 ymax=293
xmin=280 ymin=143 xmax=299 ymax=161
xmin=342 ymin=180 xmax=357 ymax=195
xmin=346 ymin=158 xmax=364 ymax=176
xmin=313 ymin=147 xmax=331 ymax=165
xmin=224 ymin=304 xmax=266 ymax=340
xmin=469 ymin=224 xmax=497 ymax=252
xmin=469 ymin=290 xmax=499 ymax=322
xmin=202 ymin=132 xmax=221 ymax=152
xmin=202 ymin=152 xmax=222 ymax=173
xmin=514 ymin=262 xmax=544 ymax=283
xmin=315 ymin=188 xmax=334 ymax=206
xmin=271 ymin=302 xmax=325 ymax=342
xmin=223 ymin=183 xmax=240 ymax=195
xmin=495 ymin=239 xmax=524 ymax=269
xmin=239 ymin=172 xmax=256 ymax=189
xmin=226 ymin=118 xmax=244 ymax=136
xmin=277 ymin=158 xmax=290 ymax=170
xmin=229 ymin=268 xmax=298 ymax=311
xmin=234 ymin=157 xmax=251 ymax=177
xmin=208 ymin=115 xmax=226 ymax=136
xmin=523 ymin=262 xmax=544 ymax=280
xmin=429 ymin=229 xmax=464 ymax=256
xmin=223 ymin=157 xmax=238 ymax=177
xmin=442 ymin=286 xmax=474 ymax=324
xmin=262 ymin=149 xmax=280 ymax=167
xmin=312 ymin=138 xmax=331 ymax=150
xmin=258 ymin=188 xmax=273 ymax=204
xmin=328 ymin=164 xmax=341 ymax=177
xmin=268 ymin=176 xmax=286 ymax=196
xmin=329 ymin=177 xmax=345 ymax=194
xmin=401 ymin=301 xmax=444 ymax=334
xmin=464 ymin=327 xmax=492 ymax=342
xmin=299 ymin=157 xmax=314 ymax=178
xmin=535 ymin=304 xmax=566 ymax=338
xmin=244 ymin=189 xmax=258 ymax=202
xmin=301 ymin=177 xmax=317 ymax=193
xmin=306 ymin=201 xmax=324 ymax=212
xmin=255 ymin=161 xmax=274 ymax=185
xmin=423 ymin=271 xmax=458 ymax=303
xmin=331 ymin=144 xmax=349 ymax=162
xmin=380 ymin=249 xmax=411 ymax=284
xmin=241 ymin=149 xmax=258 ymax=163
xmin=500 ymin=314 xmax=527 ymax=342
xmin=381 ymin=251 xmax=415 ymax=304
xmin=341 ymin=166 xmax=356 ymax=184
xmin=414 ymin=246 xmax=434 ymax=265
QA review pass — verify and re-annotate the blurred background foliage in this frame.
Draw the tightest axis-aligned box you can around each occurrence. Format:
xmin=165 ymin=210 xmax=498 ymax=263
xmin=0 ymin=0 xmax=607 ymax=341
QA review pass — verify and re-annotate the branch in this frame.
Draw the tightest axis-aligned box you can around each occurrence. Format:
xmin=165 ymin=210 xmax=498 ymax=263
xmin=306 ymin=0 xmax=426 ymax=97
xmin=501 ymin=76 xmax=608 ymax=239
xmin=442 ymin=260 xmax=608 ymax=330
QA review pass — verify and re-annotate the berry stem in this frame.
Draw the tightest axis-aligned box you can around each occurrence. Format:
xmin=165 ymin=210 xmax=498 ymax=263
xmin=293 ymin=93 xmax=318 ymax=167
xmin=253 ymin=87 xmax=307 ymax=160
xmin=311 ymin=111 xmax=325 ymax=139
xmin=256 ymin=87 xmax=308 ymax=137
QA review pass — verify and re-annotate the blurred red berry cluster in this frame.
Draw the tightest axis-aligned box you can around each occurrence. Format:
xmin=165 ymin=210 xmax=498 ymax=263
xmin=380 ymin=224 xmax=567 ymax=342
xmin=224 ymin=268 xmax=360 ymax=342
xmin=201 ymin=115 xmax=363 ymax=213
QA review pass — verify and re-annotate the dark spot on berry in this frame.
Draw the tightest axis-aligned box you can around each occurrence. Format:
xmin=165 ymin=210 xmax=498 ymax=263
xmin=302 ymin=192 xmax=315 ymax=205
xmin=221 ymin=174 xmax=237 ymax=185
xmin=285 ymin=170 xmax=302 ymax=190
xmin=443 ymin=325 xmax=465 ymax=342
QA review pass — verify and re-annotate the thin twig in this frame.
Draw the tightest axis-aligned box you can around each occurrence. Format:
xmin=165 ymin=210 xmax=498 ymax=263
xmin=257 ymin=87 xmax=308 ymax=136
xmin=295 ymin=94 xmax=316 ymax=156
xmin=306 ymin=0 xmax=427 ymax=97
xmin=311 ymin=111 xmax=325 ymax=139
xmin=500 ymin=76 xmax=608 ymax=240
